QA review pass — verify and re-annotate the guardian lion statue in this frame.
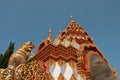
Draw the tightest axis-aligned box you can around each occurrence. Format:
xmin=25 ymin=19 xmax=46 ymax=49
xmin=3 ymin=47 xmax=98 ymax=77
xmin=8 ymin=41 xmax=34 ymax=68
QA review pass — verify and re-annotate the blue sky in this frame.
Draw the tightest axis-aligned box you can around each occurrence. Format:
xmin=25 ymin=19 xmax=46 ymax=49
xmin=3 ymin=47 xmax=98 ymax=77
xmin=0 ymin=0 xmax=120 ymax=78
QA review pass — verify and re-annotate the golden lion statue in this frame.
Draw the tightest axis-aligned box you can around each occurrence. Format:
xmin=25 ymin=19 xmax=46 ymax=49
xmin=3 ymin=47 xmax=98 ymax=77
xmin=8 ymin=41 xmax=34 ymax=68
xmin=0 ymin=41 xmax=53 ymax=80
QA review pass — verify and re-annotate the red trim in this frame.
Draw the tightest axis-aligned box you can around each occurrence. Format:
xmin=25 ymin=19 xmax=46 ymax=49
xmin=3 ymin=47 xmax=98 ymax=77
xmin=43 ymin=62 xmax=48 ymax=72
xmin=84 ymin=53 xmax=87 ymax=71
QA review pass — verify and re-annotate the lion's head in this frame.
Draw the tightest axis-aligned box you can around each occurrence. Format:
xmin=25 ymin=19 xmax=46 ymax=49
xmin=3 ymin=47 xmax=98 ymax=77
xmin=18 ymin=41 xmax=34 ymax=52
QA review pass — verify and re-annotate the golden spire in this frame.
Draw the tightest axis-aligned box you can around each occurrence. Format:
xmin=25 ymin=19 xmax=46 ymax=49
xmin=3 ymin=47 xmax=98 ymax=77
xmin=47 ymin=26 xmax=52 ymax=42
xmin=70 ymin=15 xmax=74 ymax=22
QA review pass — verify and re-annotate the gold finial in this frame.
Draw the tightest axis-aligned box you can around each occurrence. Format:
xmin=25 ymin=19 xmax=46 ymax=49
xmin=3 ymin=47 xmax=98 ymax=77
xmin=47 ymin=26 xmax=52 ymax=42
xmin=49 ymin=26 xmax=52 ymax=33
xmin=70 ymin=15 xmax=73 ymax=19
xmin=59 ymin=30 xmax=61 ymax=34
xmin=70 ymin=15 xmax=74 ymax=22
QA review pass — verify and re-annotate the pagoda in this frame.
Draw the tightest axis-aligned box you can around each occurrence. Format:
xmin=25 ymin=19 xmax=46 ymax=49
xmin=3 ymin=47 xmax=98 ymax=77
xmin=0 ymin=17 xmax=118 ymax=80
xmin=30 ymin=16 xmax=118 ymax=80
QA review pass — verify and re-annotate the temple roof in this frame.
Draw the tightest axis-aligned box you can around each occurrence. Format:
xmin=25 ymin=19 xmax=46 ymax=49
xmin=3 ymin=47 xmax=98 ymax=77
xmin=53 ymin=16 xmax=94 ymax=50
xmin=28 ymin=17 xmax=118 ymax=80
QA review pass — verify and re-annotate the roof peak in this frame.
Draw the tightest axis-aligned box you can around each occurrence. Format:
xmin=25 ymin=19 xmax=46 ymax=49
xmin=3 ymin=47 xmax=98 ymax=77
xmin=70 ymin=16 xmax=75 ymax=22
xmin=47 ymin=27 xmax=52 ymax=42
